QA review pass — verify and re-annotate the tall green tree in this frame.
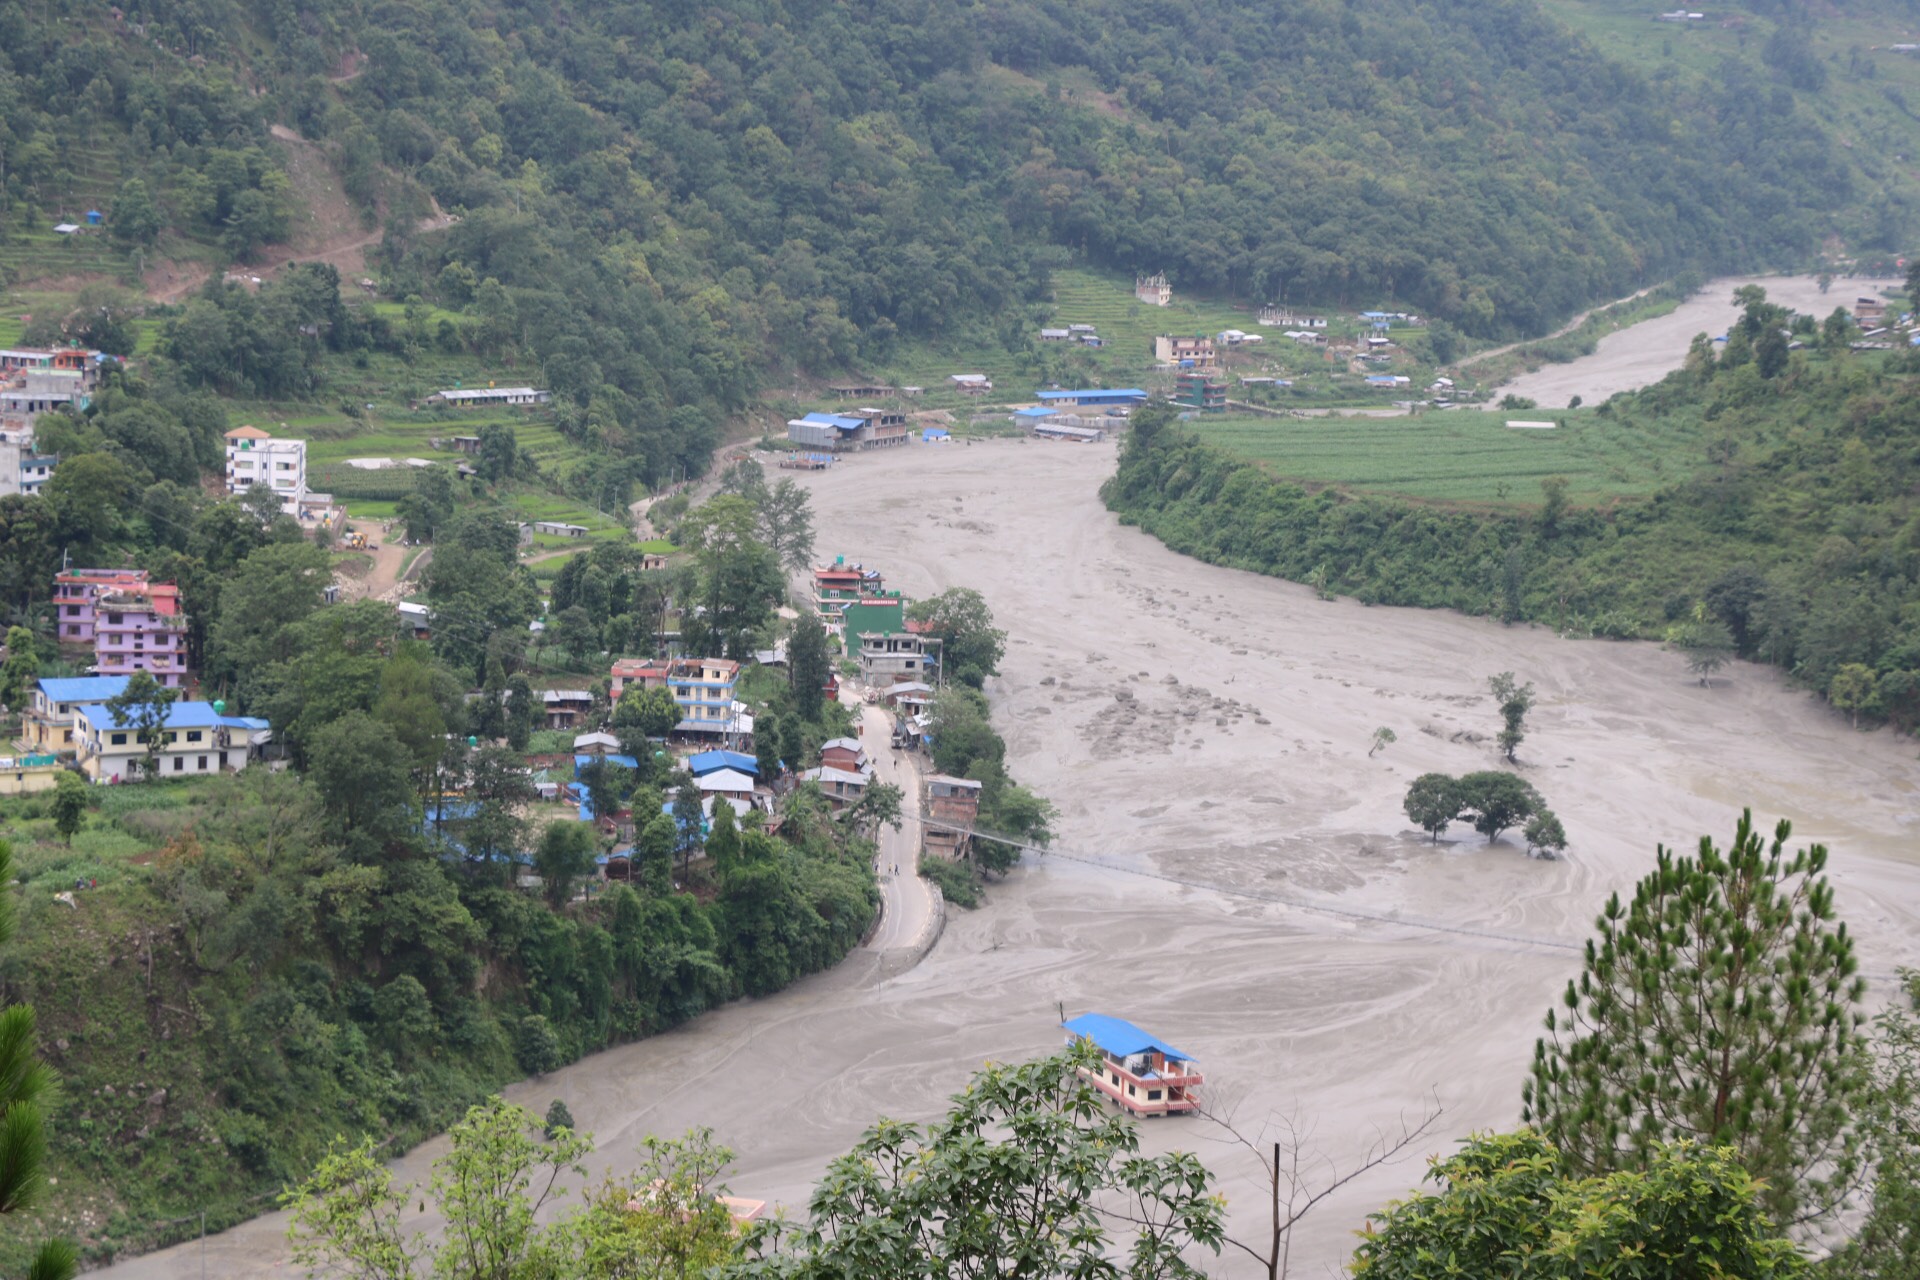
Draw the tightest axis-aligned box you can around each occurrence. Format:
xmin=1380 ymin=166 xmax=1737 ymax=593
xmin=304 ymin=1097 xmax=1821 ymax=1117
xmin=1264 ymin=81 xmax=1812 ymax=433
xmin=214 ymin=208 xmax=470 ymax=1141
xmin=535 ymin=820 xmax=599 ymax=909
xmin=788 ymin=615 xmax=829 ymax=723
xmin=0 ymin=625 xmax=39 ymax=710
xmin=0 ymin=841 xmax=79 ymax=1280
xmin=1826 ymin=972 xmax=1920 ymax=1280
xmin=1402 ymin=773 xmax=1461 ymax=842
xmin=1522 ymin=810 xmax=1869 ymax=1224
xmin=754 ymin=478 xmax=816 ymax=574
xmin=103 ymin=671 xmax=176 ymax=781
xmin=906 ymin=588 xmax=1005 ymax=688
xmin=49 ymin=771 xmax=86 ymax=846
xmin=1487 ymin=672 xmax=1534 ymax=764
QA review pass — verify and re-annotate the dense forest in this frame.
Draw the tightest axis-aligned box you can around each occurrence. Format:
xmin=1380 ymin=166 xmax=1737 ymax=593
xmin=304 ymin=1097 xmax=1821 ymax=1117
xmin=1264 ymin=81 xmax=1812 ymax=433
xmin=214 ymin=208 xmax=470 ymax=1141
xmin=3 ymin=0 xmax=1912 ymax=415
xmin=1106 ymin=309 xmax=1920 ymax=727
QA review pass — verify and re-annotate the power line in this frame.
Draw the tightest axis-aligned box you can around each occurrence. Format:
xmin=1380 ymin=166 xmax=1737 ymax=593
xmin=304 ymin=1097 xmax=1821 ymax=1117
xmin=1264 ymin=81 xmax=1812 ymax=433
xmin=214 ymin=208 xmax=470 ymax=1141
xmin=899 ymin=813 xmax=1910 ymax=986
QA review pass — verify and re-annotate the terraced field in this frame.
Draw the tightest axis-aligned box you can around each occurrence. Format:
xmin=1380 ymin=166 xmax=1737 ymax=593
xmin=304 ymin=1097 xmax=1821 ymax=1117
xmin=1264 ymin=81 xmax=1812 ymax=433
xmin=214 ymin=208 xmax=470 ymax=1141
xmin=1191 ymin=407 xmax=1707 ymax=505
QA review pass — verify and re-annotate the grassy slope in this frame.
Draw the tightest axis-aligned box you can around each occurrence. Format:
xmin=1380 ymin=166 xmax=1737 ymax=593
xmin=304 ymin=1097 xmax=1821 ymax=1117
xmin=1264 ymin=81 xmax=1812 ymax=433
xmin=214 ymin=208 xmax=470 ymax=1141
xmin=1189 ymin=406 xmax=1705 ymax=506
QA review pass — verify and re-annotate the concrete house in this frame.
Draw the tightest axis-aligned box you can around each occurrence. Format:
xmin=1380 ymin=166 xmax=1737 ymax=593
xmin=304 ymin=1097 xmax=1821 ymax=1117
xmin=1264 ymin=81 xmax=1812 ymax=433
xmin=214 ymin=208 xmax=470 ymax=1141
xmin=224 ymin=426 xmax=309 ymax=516
xmin=24 ymin=675 xmax=128 ymax=753
xmin=1062 ymin=1013 xmax=1203 ymax=1117
xmin=1153 ymin=336 xmax=1216 ymax=367
xmin=75 ymin=700 xmax=272 ymax=782
xmin=819 ymin=737 xmax=870 ymax=774
xmin=857 ymin=632 xmax=935 ymax=683
xmin=797 ymin=765 xmax=868 ymax=806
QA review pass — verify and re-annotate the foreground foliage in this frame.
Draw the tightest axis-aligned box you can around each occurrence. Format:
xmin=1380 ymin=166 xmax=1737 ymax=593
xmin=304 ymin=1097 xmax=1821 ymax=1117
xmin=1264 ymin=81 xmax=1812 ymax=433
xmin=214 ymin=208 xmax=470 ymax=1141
xmin=284 ymin=1099 xmax=744 ymax=1279
xmin=727 ymin=1048 xmax=1223 ymax=1280
xmin=1352 ymin=1131 xmax=1803 ymax=1280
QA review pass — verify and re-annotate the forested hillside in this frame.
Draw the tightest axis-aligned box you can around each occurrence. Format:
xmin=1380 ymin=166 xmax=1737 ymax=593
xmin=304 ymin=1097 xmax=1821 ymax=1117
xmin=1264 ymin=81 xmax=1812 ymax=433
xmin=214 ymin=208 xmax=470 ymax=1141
xmin=2 ymin=0 xmax=1910 ymax=408
xmin=1106 ymin=301 xmax=1920 ymax=728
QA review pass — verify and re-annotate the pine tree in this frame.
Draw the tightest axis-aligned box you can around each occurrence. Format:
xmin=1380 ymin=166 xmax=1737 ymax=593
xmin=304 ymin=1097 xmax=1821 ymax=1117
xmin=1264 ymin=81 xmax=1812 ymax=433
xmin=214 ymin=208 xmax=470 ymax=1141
xmin=1522 ymin=810 xmax=1869 ymax=1224
xmin=0 ymin=842 xmax=79 ymax=1280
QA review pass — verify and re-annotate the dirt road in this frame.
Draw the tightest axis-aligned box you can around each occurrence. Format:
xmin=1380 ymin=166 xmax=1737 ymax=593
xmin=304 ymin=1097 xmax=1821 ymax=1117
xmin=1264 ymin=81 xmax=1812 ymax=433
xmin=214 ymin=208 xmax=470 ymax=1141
xmin=94 ymin=442 xmax=1920 ymax=1279
xmin=1498 ymin=273 xmax=1873 ymax=407
xmin=858 ymin=700 xmax=936 ymax=953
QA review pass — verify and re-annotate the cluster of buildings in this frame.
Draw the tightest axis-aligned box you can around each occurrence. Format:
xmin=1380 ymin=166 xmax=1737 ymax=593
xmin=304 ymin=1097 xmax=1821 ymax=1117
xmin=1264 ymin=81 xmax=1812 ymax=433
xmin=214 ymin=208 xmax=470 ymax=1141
xmin=806 ymin=558 xmax=985 ymax=858
xmin=0 ymin=345 xmax=115 ymax=498
xmin=1039 ymin=323 xmax=1103 ymax=348
xmin=609 ymin=656 xmax=753 ymax=745
xmin=22 ymin=674 xmax=272 ymax=783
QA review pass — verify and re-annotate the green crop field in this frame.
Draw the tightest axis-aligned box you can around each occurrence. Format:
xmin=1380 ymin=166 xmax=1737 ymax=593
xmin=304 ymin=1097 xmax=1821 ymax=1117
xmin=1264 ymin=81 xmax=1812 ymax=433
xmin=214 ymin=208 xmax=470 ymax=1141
xmin=1192 ymin=407 xmax=1708 ymax=505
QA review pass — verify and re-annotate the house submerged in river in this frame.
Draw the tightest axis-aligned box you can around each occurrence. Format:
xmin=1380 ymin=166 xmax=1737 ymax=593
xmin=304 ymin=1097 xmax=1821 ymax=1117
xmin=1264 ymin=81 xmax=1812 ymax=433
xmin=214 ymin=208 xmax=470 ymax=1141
xmin=1062 ymin=1013 xmax=1203 ymax=1117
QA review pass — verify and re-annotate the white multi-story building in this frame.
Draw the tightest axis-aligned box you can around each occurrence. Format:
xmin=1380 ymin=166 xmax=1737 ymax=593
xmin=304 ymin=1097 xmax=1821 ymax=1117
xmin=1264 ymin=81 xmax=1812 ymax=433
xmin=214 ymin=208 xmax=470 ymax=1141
xmin=224 ymin=425 xmax=308 ymax=515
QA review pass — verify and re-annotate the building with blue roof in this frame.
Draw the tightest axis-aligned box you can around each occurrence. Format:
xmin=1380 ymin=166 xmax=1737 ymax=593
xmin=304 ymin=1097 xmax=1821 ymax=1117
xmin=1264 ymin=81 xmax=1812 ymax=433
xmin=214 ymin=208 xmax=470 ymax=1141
xmin=785 ymin=406 xmax=910 ymax=453
xmin=25 ymin=675 xmax=129 ymax=753
xmin=687 ymin=749 xmax=757 ymax=777
xmin=1062 ymin=1013 xmax=1203 ymax=1117
xmin=73 ymin=699 xmax=273 ymax=782
xmin=1033 ymin=389 xmax=1148 ymax=407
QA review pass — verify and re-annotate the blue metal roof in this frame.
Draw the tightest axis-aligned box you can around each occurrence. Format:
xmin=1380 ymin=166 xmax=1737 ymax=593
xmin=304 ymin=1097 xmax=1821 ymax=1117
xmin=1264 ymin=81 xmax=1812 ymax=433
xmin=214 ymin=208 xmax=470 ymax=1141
xmin=800 ymin=412 xmax=864 ymax=431
xmin=1013 ymin=406 xmax=1055 ymax=418
xmin=38 ymin=676 xmax=130 ymax=704
xmin=1035 ymin=389 xmax=1147 ymax=402
xmin=1063 ymin=1013 xmax=1194 ymax=1062
xmin=574 ymin=753 xmax=640 ymax=772
xmin=688 ymin=749 xmax=757 ymax=777
xmin=77 ymin=701 xmax=267 ymax=732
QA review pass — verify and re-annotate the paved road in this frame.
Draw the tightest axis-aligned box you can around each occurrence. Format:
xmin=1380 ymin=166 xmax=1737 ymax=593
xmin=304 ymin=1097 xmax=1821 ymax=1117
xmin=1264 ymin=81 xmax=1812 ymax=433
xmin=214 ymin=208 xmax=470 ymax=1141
xmin=855 ymin=698 xmax=935 ymax=952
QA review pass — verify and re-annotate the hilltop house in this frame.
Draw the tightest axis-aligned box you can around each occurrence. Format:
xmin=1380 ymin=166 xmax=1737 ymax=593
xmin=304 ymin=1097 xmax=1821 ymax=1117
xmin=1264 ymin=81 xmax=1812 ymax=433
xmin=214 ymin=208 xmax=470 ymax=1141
xmin=74 ymin=700 xmax=273 ymax=782
xmin=54 ymin=570 xmax=191 ymax=688
xmin=1062 ymin=1013 xmax=1203 ymax=1117
xmin=1135 ymin=273 xmax=1172 ymax=306
xmin=434 ymin=387 xmax=552 ymax=407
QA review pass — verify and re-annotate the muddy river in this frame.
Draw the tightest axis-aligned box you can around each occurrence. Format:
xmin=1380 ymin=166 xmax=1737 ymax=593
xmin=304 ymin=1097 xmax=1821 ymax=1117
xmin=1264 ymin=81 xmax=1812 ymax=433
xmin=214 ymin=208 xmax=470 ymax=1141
xmin=96 ymin=442 xmax=1920 ymax=1278
xmin=1498 ymin=273 xmax=1896 ymax=407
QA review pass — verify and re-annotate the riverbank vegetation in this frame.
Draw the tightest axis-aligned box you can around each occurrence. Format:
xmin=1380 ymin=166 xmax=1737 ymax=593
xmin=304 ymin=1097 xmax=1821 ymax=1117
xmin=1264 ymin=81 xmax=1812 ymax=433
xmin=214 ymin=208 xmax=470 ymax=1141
xmin=1107 ymin=295 xmax=1920 ymax=725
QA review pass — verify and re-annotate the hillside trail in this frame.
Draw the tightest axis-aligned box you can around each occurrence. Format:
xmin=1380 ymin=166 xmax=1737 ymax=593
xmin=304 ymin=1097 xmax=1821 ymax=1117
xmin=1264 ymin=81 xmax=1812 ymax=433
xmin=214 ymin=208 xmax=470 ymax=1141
xmin=145 ymin=126 xmax=457 ymax=304
xmin=1452 ymin=284 xmax=1658 ymax=372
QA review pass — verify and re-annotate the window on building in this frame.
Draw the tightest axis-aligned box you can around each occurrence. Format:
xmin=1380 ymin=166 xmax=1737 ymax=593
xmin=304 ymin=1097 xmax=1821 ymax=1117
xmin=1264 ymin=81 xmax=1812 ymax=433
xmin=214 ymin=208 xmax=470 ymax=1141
xmin=111 ymin=733 xmax=127 ymax=746
xmin=107 ymin=613 xmax=122 ymax=625
xmin=64 ymin=605 xmax=79 ymax=617
xmin=198 ymin=756 xmax=208 ymax=770
xmin=172 ymin=756 xmax=183 ymax=772
xmin=1127 ymin=1084 xmax=1136 ymax=1096
xmin=187 ymin=730 xmax=202 ymax=743
xmin=1147 ymin=1090 xmax=1163 ymax=1101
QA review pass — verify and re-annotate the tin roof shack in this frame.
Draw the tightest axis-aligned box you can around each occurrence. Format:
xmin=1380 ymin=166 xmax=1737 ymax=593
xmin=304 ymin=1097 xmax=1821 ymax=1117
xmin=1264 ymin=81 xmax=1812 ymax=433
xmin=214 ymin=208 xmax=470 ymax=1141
xmin=923 ymin=774 xmax=981 ymax=859
xmin=819 ymin=736 xmax=870 ymax=775
xmin=1062 ymin=1013 xmax=1203 ymax=1117
xmin=797 ymin=765 xmax=868 ymax=807
xmin=1856 ymin=297 xmax=1888 ymax=324
xmin=540 ymin=688 xmax=595 ymax=729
